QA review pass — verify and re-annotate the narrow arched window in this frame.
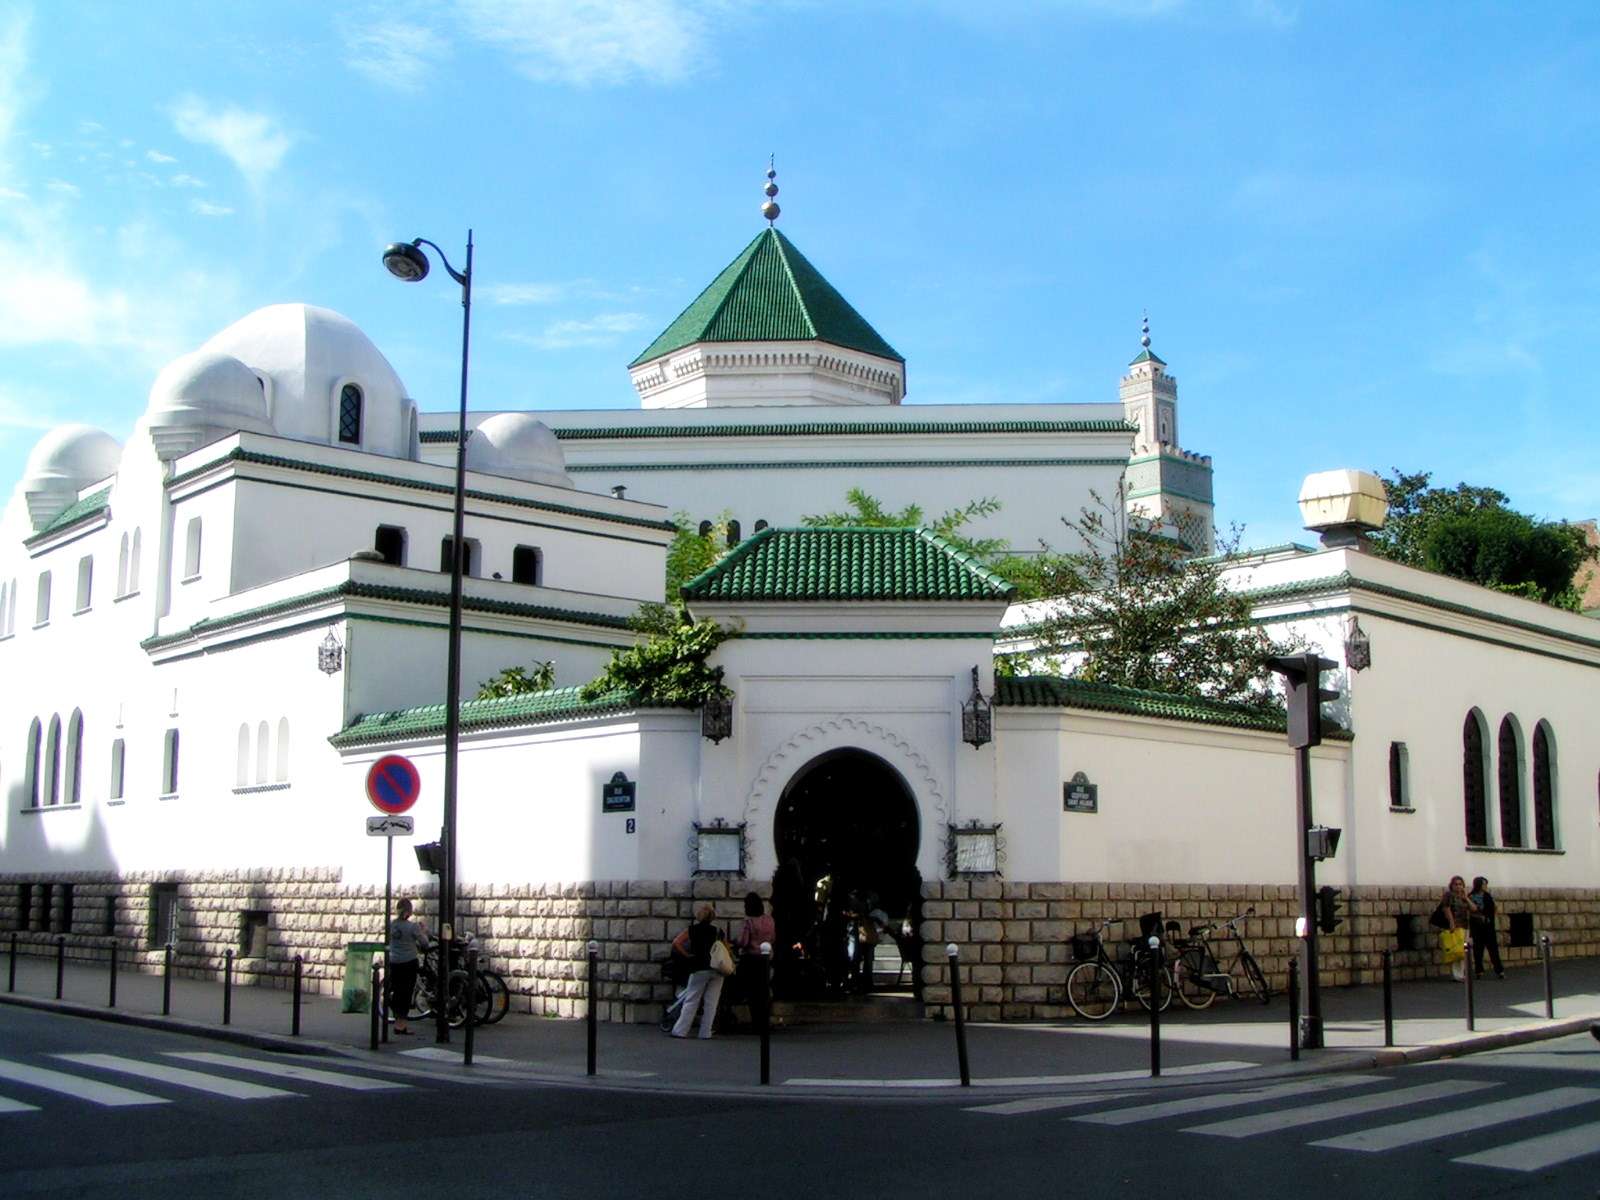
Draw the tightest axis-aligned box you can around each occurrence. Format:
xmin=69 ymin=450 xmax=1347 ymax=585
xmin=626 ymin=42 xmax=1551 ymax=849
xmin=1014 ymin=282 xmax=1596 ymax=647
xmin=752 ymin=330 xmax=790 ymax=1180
xmin=183 ymin=517 xmax=203 ymax=579
xmin=75 ymin=555 xmax=93 ymax=611
xmin=255 ymin=721 xmax=270 ymax=785
xmin=162 ymin=728 xmax=180 ymax=796
xmin=44 ymin=715 xmax=61 ymax=806
xmin=235 ymin=724 xmax=251 ymax=788
xmin=109 ymin=738 xmax=125 ymax=800
xmin=1388 ymin=742 xmax=1410 ymax=809
xmin=697 ymin=521 xmax=712 ymax=538
xmin=117 ymin=533 xmax=130 ymax=596
xmin=726 ymin=520 xmax=741 ymax=548
xmin=64 ymin=710 xmax=83 ymax=805
xmin=275 ymin=718 xmax=291 ymax=783
xmin=754 ymin=519 xmax=768 ymax=533
xmin=1532 ymin=721 xmax=1556 ymax=850
xmin=1497 ymin=715 xmax=1524 ymax=848
xmin=129 ymin=528 xmax=142 ymax=593
xmin=338 ymin=384 xmax=363 ymax=445
xmin=24 ymin=718 xmax=41 ymax=808
xmin=1463 ymin=710 xmax=1488 ymax=846
xmin=35 ymin=572 xmax=51 ymax=626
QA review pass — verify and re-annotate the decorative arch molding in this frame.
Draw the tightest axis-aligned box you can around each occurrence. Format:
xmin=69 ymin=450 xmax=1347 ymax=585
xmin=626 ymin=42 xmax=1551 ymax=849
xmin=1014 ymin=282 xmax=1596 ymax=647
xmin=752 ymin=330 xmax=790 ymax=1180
xmin=743 ymin=717 xmax=948 ymax=871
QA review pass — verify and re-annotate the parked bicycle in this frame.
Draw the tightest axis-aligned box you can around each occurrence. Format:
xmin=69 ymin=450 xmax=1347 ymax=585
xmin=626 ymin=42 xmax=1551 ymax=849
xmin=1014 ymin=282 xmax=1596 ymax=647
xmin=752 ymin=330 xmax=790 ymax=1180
xmin=1170 ymin=907 xmax=1271 ymax=1008
xmin=1066 ymin=918 xmax=1173 ymax=1020
xmin=399 ymin=934 xmax=511 ymax=1028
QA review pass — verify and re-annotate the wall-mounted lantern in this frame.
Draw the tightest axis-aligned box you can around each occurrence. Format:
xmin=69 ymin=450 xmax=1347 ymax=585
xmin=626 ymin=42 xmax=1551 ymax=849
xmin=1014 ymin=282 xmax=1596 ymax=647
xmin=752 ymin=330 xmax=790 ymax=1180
xmin=701 ymin=694 xmax=733 ymax=744
xmin=317 ymin=626 xmax=344 ymax=676
xmin=960 ymin=666 xmax=992 ymax=749
xmin=1343 ymin=617 xmax=1371 ymax=672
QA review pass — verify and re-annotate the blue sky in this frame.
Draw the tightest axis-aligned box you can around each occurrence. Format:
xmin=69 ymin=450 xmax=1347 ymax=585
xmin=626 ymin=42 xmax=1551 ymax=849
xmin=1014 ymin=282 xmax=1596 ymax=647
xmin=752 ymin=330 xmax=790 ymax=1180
xmin=1 ymin=1 xmax=1596 ymax=549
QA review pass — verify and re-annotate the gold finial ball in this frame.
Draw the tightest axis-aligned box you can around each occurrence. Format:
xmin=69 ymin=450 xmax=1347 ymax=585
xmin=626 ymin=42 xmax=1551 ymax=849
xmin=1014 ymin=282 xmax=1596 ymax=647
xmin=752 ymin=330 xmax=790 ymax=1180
xmin=764 ymin=180 xmax=779 ymax=198
xmin=761 ymin=199 xmax=781 ymax=222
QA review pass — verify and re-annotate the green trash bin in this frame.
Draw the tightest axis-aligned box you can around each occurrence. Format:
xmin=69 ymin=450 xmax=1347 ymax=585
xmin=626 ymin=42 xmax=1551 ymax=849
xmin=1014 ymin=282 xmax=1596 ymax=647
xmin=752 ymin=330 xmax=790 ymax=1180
xmin=341 ymin=941 xmax=387 ymax=1013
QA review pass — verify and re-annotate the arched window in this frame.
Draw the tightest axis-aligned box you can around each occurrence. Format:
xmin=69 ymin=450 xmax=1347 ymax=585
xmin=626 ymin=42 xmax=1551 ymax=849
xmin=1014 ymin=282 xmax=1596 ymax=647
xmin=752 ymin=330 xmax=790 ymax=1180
xmin=75 ymin=555 xmax=93 ymax=611
xmin=235 ymin=724 xmax=251 ymax=788
xmin=0 ymin=580 xmax=9 ymax=634
xmin=1532 ymin=721 xmax=1556 ymax=850
xmin=512 ymin=545 xmax=542 ymax=585
xmin=754 ymin=519 xmax=768 ymax=533
xmin=183 ymin=517 xmax=203 ymax=579
xmin=1463 ymin=710 xmax=1489 ymax=846
xmin=44 ymin=714 xmax=61 ymax=806
xmin=338 ymin=384 xmax=363 ymax=445
xmin=64 ymin=710 xmax=83 ymax=805
xmin=24 ymin=718 xmax=40 ymax=808
xmin=109 ymin=738 xmax=125 ymax=800
xmin=375 ymin=525 xmax=407 ymax=566
xmin=35 ymin=572 xmax=51 ymax=626
xmin=275 ymin=718 xmax=291 ymax=783
xmin=161 ymin=728 xmax=180 ymax=796
xmin=117 ymin=533 xmax=130 ymax=596
xmin=697 ymin=520 xmax=712 ymax=538
xmin=255 ymin=721 xmax=270 ymax=785
xmin=1388 ymin=742 xmax=1410 ymax=809
xmin=129 ymin=528 xmax=142 ymax=593
xmin=726 ymin=520 xmax=741 ymax=548
xmin=1497 ymin=715 xmax=1524 ymax=848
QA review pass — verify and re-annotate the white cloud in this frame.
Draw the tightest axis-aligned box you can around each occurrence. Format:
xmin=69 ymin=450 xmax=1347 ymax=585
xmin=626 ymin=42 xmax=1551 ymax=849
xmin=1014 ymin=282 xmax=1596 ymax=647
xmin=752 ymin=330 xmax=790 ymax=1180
xmin=341 ymin=19 xmax=448 ymax=90
xmin=189 ymin=199 xmax=234 ymax=218
xmin=458 ymin=0 xmax=710 ymax=86
xmin=146 ymin=149 xmax=177 ymax=164
xmin=507 ymin=311 xmax=647 ymax=349
xmin=169 ymin=95 xmax=293 ymax=189
xmin=0 ymin=187 xmax=25 ymax=202
xmin=45 ymin=179 xmax=79 ymax=198
xmin=169 ymin=173 xmax=206 ymax=188
xmin=481 ymin=281 xmax=570 ymax=306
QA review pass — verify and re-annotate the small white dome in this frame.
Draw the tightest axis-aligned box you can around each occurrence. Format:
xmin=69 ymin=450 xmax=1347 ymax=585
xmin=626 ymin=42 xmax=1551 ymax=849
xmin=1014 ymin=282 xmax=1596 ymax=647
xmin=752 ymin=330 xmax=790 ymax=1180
xmin=142 ymin=349 xmax=274 ymax=461
xmin=21 ymin=424 xmax=122 ymax=530
xmin=465 ymin=414 xmax=573 ymax=489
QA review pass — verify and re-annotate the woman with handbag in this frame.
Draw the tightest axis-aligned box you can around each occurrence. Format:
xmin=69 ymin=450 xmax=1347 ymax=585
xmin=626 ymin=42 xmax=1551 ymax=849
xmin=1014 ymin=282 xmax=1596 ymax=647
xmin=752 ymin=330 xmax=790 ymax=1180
xmin=671 ymin=904 xmax=729 ymax=1039
xmin=1469 ymin=876 xmax=1505 ymax=980
xmin=1438 ymin=875 xmax=1473 ymax=981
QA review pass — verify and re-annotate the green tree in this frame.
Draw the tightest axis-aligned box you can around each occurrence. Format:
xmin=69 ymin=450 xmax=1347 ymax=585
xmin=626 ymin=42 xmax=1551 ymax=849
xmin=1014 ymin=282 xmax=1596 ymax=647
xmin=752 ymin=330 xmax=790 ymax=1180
xmin=475 ymin=660 xmax=555 ymax=700
xmin=579 ymin=601 xmax=733 ymax=706
xmin=666 ymin=510 xmax=732 ymax=594
xmin=801 ymin=488 xmax=1007 ymax=558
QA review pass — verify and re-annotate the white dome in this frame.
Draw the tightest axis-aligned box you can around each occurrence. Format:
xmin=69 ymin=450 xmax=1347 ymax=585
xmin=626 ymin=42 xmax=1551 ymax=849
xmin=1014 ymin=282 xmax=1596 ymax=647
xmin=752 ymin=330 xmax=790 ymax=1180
xmin=200 ymin=304 xmax=416 ymax=460
xmin=142 ymin=348 xmax=274 ymax=462
xmin=21 ymin=424 xmax=122 ymax=530
xmin=465 ymin=414 xmax=573 ymax=489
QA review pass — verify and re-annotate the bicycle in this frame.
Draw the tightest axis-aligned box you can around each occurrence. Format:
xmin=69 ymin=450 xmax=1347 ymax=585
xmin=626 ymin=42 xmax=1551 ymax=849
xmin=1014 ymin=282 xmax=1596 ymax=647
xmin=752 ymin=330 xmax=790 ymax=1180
xmin=1066 ymin=918 xmax=1173 ymax=1020
xmin=1171 ymin=907 xmax=1271 ymax=1009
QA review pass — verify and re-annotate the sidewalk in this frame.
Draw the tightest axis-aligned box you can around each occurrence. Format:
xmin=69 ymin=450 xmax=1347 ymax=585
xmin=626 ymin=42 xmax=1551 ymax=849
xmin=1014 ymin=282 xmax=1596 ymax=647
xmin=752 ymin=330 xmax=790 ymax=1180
xmin=3 ymin=949 xmax=1597 ymax=1099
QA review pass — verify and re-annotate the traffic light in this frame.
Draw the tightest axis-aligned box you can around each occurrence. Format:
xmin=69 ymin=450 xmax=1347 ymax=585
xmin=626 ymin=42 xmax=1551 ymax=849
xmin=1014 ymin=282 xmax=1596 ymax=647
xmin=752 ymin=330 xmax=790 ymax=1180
xmin=414 ymin=840 xmax=444 ymax=875
xmin=1316 ymin=885 xmax=1344 ymax=934
xmin=1267 ymin=652 xmax=1340 ymax=749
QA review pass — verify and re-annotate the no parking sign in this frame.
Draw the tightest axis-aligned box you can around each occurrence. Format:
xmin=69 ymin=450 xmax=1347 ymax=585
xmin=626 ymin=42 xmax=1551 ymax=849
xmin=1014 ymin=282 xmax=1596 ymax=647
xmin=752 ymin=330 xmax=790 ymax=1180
xmin=366 ymin=754 xmax=420 ymax=815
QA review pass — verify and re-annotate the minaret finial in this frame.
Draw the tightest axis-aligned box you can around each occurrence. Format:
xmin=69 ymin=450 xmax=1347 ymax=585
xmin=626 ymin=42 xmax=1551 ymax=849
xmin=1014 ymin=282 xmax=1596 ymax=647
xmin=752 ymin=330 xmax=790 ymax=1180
xmin=1140 ymin=311 xmax=1151 ymax=350
xmin=761 ymin=156 xmax=780 ymax=225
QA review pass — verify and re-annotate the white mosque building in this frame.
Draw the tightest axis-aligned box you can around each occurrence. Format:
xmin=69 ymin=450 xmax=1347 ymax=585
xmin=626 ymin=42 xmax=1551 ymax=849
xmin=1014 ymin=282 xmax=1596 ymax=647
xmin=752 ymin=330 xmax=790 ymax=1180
xmin=0 ymin=190 xmax=1594 ymax=1022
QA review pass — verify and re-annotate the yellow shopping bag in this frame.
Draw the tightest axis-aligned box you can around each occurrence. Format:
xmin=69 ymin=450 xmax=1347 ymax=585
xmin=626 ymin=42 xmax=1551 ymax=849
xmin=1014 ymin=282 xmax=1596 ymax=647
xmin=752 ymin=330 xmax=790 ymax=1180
xmin=1439 ymin=927 xmax=1466 ymax=963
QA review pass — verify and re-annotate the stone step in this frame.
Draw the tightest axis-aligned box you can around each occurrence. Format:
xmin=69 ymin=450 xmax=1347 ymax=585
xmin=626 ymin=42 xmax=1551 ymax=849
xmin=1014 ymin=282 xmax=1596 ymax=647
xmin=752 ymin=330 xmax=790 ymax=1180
xmin=769 ymin=994 xmax=923 ymax=1025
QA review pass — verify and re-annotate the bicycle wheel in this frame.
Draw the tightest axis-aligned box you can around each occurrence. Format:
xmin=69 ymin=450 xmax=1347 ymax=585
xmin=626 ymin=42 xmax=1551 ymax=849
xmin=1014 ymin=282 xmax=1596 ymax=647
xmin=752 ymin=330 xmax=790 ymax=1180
xmin=481 ymin=970 xmax=511 ymax=1024
xmin=443 ymin=970 xmax=474 ymax=1028
xmin=1066 ymin=960 xmax=1120 ymax=1020
xmin=1173 ymin=947 xmax=1216 ymax=1010
xmin=410 ymin=969 xmax=435 ymax=1020
xmin=1130 ymin=955 xmax=1174 ymax=1012
xmin=1237 ymin=953 xmax=1271 ymax=1004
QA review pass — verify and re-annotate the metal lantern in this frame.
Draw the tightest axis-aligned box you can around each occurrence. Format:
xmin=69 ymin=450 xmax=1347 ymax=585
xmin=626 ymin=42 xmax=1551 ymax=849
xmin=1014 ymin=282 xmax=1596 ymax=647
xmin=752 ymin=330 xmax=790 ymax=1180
xmin=1343 ymin=617 xmax=1372 ymax=672
xmin=317 ymin=626 xmax=344 ymax=676
xmin=701 ymin=694 xmax=733 ymax=743
xmin=960 ymin=665 xmax=992 ymax=749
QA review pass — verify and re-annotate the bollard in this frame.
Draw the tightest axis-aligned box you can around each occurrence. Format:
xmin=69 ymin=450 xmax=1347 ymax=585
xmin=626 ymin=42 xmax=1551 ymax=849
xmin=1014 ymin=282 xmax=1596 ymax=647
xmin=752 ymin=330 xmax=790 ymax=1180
xmin=1542 ymin=934 xmax=1554 ymax=1019
xmin=1464 ymin=939 xmax=1475 ymax=1031
xmin=1147 ymin=934 xmax=1162 ymax=1078
xmin=162 ymin=943 xmax=172 ymax=1015
xmin=1381 ymin=949 xmax=1394 ymax=1048
xmin=109 ymin=942 xmax=118 ymax=1008
xmin=292 ymin=955 xmax=303 ymax=1037
xmin=946 ymin=943 xmax=971 ymax=1087
xmin=463 ymin=948 xmax=477 ymax=1068
xmin=55 ymin=935 xmax=65 ymax=1000
xmin=222 ymin=948 xmax=234 ymax=1025
xmin=7 ymin=932 xmax=15 ymax=992
xmin=370 ymin=958 xmax=382 ymax=1051
xmin=1288 ymin=957 xmax=1301 ymax=1062
xmin=759 ymin=942 xmax=773 ymax=1087
xmin=585 ymin=941 xmax=598 ymax=1077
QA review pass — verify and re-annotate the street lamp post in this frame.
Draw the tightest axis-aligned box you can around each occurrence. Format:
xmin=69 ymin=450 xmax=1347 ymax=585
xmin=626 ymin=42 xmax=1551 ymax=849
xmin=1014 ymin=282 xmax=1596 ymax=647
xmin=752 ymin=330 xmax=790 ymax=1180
xmin=383 ymin=231 xmax=473 ymax=1045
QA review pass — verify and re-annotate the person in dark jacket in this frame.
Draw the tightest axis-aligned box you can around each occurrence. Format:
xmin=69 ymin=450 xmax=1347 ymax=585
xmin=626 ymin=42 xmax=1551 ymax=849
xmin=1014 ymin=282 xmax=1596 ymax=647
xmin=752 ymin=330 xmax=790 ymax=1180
xmin=670 ymin=904 xmax=725 ymax=1039
xmin=1469 ymin=876 xmax=1505 ymax=980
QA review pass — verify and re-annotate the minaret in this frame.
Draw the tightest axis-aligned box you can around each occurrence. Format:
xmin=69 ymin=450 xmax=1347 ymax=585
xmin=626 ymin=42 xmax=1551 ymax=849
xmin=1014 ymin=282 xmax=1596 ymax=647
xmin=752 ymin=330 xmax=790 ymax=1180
xmin=1120 ymin=314 xmax=1177 ymax=451
xmin=1119 ymin=314 xmax=1215 ymax=553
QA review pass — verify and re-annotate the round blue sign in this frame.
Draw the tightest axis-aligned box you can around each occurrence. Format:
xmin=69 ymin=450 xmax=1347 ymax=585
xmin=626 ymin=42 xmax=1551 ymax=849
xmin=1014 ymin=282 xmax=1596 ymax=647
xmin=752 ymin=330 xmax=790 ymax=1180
xmin=366 ymin=754 xmax=420 ymax=815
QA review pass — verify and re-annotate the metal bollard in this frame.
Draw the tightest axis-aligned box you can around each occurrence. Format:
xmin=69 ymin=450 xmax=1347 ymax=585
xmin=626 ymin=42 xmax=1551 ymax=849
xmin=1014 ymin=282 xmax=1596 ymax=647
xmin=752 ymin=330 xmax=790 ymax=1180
xmin=946 ymin=944 xmax=971 ymax=1087
xmin=1381 ymin=949 xmax=1393 ymax=1047
xmin=370 ymin=958 xmax=382 ymax=1051
xmin=162 ymin=943 xmax=172 ymax=1015
xmin=759 ymin=942 xmax=773 ymax=1087
xmin=292 ymin=955 xmax=303 ymax=1037
xmin=1288 ymin=957 xmax=1301 ymax=1062
xmin=1542 ymin=934 xmax=1554 ymax=1019
xmin=1464 ymin=939 xmax=1475 ymax=1031
xmin=55 ymin=935 xmax=65 ymax=999
xmin=109 ymin=942 xmax=118 ymax=1008
xmin=463 ymin=948 xmax=477 ymax=1068
xmin=7 ymin=932 xmax=15 ymax=992
xmin=585 ymin=941 xmax=598 ymax=1077
xmin=223 ymin=948 xmax=234 ymax=1025
xmin=1147 ymin=934 xmax=1162 ymax=1078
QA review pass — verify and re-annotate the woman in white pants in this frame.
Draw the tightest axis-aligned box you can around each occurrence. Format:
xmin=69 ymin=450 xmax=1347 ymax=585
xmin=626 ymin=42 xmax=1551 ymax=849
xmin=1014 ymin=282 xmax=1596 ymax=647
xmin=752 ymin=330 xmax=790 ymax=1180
xmin=672 ymin=904 xmax=725 ymax=1039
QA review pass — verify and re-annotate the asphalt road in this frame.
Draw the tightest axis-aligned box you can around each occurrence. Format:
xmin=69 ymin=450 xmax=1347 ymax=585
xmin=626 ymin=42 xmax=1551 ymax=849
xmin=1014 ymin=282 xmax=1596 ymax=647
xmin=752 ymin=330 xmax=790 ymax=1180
xmin=1 ymin=1006 xmax=1597 ymax=1199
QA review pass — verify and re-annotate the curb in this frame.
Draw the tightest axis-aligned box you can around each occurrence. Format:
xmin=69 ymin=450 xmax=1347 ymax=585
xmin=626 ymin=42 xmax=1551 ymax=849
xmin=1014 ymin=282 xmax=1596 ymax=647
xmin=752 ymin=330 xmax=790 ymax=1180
xmin=1368 ymin=1012 xmax=1600 ymax=1066
xmin=0 ymin=991 xmax=344 ymax=1058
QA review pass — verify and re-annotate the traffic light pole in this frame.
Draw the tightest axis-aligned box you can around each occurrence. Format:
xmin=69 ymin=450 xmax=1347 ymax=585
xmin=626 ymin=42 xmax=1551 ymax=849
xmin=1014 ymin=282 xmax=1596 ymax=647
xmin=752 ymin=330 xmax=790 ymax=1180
xmin=1295 ymin=742 xmax=1324 ymax=1050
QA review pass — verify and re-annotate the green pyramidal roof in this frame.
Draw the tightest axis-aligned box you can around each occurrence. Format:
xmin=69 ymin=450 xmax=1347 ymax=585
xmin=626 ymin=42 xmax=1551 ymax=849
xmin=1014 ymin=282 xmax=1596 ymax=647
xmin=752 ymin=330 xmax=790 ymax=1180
xmin=681 ymin=526 xmax=1015 ymax=603
xmin=630 ymin=227 xmax=903 ymax=368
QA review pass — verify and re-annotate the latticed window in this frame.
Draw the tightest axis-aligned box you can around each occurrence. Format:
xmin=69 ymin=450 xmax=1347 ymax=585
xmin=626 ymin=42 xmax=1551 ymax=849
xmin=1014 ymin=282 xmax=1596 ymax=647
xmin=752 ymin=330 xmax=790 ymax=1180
xmin=338 ymin=384 xmax=362 ymax=444
xmin=1532 ymin=722 xmax=1555 ymax=850
xmin=1463 ymin=712 xmax=1488 ymax=846
xmin=1497 ymin=716 xmax=1523 ymax=848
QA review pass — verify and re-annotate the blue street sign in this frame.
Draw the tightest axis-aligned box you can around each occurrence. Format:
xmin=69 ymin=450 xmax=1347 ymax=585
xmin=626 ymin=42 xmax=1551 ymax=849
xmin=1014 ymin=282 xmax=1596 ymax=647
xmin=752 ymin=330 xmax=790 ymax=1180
xmin=366 ymin=754 xmax=421 ymax=815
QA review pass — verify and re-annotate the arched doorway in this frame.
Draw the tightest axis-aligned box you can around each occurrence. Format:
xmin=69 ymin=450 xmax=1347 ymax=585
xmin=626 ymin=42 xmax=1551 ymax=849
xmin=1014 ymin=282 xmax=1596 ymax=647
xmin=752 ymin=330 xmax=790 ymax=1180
xmin=769 ymin=748 xmax=922 ymax=1001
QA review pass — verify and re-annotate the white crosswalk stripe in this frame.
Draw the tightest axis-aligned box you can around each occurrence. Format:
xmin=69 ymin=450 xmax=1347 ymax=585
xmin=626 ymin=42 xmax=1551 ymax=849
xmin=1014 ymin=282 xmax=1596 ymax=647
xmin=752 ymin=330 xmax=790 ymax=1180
xmin=1453 ymin=1119 xmax=1600 ymax=1172
xmin=53 ymin=1054 xmax=298 ymax=1100
xmin=1184 ymin=1079 xmax=1498 ymax=1139
xmin=1312 ymin=1086 xmax=1600 ymax=1153
xmin=164 ymin=1052 xmax=410 ymax=1091
xmin=0 ymin=1058 xmax=166 ymax=1107
xmin=968 ymin=1093 xmax=1130 ymax=1116
xmin=1071 ymin=1074 xmax=1382 ymax=1126
xmin=0 ymin=1094 xmax=41 ymax=1113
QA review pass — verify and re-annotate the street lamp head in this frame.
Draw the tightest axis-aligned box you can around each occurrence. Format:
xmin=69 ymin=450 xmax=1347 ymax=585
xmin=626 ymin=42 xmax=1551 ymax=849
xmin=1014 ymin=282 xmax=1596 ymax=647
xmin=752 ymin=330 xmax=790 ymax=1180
xmin=382 ymin=241 xmax=430 ymax=282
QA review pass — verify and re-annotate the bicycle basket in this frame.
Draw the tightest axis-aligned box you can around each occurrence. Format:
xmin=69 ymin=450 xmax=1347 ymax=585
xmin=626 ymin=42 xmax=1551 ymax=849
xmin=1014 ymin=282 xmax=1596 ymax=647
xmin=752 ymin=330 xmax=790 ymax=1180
xmin=1137 ymin=911 xmax=1164 ymax=939
xmin=1070 ymin=933 xmax=1099 ymax=962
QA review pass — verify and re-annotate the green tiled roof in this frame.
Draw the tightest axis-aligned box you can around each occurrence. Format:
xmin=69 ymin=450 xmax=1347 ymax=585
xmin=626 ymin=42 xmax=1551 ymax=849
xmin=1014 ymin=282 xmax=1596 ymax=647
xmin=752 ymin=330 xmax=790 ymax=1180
xmin=681 ymin=526 xmax=1016 ymax=603
xmin=424 ymin=419 xmax=1135 ymax=445
xmin=1129 ymin=348 xmax=1166 ymax=367
xmin=630 ymin=228 xmax=902 ymax=367
xmin=331 ymin=686 xmax=642 ymax=748
xmin=994 ymin=675 xmax=1342 ymax=737
xmin=23 ymin=487 xmax=111 ymax=545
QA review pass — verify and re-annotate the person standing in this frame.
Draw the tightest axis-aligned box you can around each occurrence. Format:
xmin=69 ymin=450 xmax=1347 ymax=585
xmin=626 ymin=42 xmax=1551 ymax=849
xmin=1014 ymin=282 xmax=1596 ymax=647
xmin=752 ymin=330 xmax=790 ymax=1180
xmin=1469 ymin=876 xmax=1505 ymax=980
xmin=734 ymin=891 xmax=776 ymax=1030
xmin=671 ymin=904 xmax=726 ymax=1039
xmin=386 ymin=897 xmax=430 ymax=1036
xmin=1439 ymin=875 xmax=1473 ymax=982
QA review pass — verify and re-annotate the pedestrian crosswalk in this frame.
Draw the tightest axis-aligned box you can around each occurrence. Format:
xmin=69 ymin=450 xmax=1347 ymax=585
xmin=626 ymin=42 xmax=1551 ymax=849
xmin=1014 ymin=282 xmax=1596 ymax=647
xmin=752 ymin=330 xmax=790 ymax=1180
xmin=0 ymin=1050 xmax=412 ymax=1113
xmin=968 ymin=1072 xmax=1600 ymax=1172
